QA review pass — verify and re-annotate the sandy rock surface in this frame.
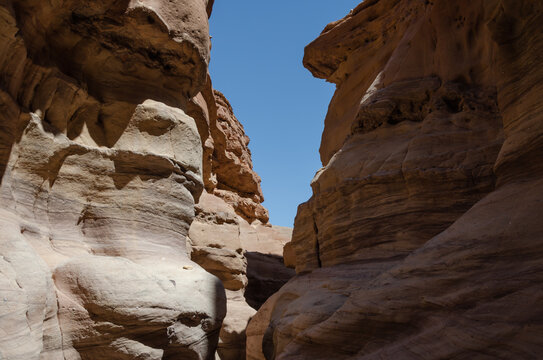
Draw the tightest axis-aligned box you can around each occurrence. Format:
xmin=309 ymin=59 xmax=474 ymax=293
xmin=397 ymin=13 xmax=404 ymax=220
xmin=0 ymin=0 xmax=227 ymax=359
xmin=248 ymin=0 xmax=543 ymax=359
xmin=186 ymin=87 xmax=295 ymax=358
xmin=188 ymin=193 xmax=294 ymax=360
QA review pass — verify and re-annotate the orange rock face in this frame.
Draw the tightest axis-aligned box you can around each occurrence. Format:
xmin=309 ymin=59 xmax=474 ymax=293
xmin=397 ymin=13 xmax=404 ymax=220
xmin=187 ymin=81 xmax=269 ymax=225
xmin=248 ymin=0 xmax=543 ymax=359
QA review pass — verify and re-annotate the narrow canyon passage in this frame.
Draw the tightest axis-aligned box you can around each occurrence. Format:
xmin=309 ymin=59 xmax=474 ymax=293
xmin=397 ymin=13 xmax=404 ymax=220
xmin=1 ymin=1 xmax=543 ymax=360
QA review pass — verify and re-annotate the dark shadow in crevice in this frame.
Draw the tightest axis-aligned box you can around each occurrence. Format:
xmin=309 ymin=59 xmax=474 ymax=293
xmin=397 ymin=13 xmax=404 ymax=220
xmin=244 ymin=252 xmax=295 ymax=310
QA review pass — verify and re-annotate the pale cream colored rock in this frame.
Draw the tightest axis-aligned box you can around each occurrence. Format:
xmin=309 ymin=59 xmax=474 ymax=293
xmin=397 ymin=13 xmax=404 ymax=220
xmin=0 ymin=209 xmax=62 ymax=360
xmin=240 ymin=222 xmax=292 ymax=256
xmin=54 ymin=256 xmax=225 ymax=359
xmin=217 ymin=291 xmax=257 ymax=360
xmin=0 ymin=102 xmax=224 ymax=358
xmin=189 ymin=193 xmax=246 ymax=291
xmin=0 ymin=0 xmax=226 ymax=357
xmin=188 ymin=192 xmax=294 ymax=359
xmin=115 ymin=99 xmax=203 ymax=175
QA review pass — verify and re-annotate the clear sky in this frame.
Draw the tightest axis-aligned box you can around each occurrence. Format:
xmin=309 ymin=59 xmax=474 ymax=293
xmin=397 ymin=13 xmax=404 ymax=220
xmin=209 ymin=1 xmax=361 ymax=227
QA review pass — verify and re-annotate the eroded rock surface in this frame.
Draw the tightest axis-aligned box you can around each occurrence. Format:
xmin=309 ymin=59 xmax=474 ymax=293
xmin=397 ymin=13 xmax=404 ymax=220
xmin=248 ymin=0 xmax=543 ymax=359
xmin=0 ymin=1 xmax=227 ymax=359
xmin=187 ymin=192 xmax=293 ymax=360
xmin=186 ymin=88 xmax=294 ymax=359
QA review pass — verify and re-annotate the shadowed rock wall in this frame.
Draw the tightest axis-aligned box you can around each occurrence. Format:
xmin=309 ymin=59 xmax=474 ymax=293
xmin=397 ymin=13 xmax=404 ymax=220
xmin=248 ymin=0 xmax=543 ymax=359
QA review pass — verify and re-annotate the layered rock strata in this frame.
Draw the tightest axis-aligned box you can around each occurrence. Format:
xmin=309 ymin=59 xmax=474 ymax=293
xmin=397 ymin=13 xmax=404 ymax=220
xmin=0 ymin=1 xmax=229 ymax=359
xmin=188 ymin=192 xmax=294 ymax=360
xmin=248 ymin=0 xmax=543 ymax=359
xmin=186 ymin=86 xmax=294 ymax=360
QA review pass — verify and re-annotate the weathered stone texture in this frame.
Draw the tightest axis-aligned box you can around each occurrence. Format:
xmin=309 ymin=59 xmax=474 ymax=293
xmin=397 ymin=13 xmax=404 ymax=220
xmin=0 ymin=1 xmax=226 ymax=359
xmin=248 ymin=1 xmax=543 ymax=359
xmin=186 ymin=92 xmax=294 ymax=359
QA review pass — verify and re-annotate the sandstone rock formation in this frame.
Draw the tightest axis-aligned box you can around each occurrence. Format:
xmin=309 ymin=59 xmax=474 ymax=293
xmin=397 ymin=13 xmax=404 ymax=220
xmin=187 ymin=191 xmax=294 ymax=360
xmin=248 ymin=0 xmax=543 ymax=359
xmin=0 ymin=0 xmax=230 ymax=359
xmin=0 ymin=0 xmax=295 ymax=358
xmin=185 ymin=84 xmax=294 ymax=359
xmin=241 ymin=226 xmax=294 ymax=311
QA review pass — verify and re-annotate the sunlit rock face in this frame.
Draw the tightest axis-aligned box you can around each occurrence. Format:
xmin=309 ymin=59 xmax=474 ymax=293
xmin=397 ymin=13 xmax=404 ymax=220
xmin=186 ymin=81 xmax=295 ymax=360
xmin=248 ymin=0 xmax=543 ymax=359
xmin=188 ymin=191 xmax=294 ymax=360
xmin=0 ymin=0 xmax=228 ymax=359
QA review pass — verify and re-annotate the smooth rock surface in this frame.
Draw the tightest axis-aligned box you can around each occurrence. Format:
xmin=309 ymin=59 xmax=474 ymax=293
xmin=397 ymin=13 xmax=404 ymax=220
xmin=0 ymin=1 xmax=226 ymax=359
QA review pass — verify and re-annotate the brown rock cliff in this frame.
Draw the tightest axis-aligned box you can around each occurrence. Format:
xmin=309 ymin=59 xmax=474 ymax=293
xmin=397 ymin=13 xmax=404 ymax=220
xmin=248 ymin=0 xmax=543 ymax=359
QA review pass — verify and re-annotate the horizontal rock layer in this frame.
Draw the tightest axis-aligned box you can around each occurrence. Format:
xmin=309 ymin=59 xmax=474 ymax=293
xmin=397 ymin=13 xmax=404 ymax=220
xmin=248 ymin=0 xmax=543 ymax=359
xmin=188 ymin=192 xmax=294 ymax=360
xmin=185 ymin=79 xmax=294 ymax=359
xmin=0 ymin=1 xmax=227 ymax=359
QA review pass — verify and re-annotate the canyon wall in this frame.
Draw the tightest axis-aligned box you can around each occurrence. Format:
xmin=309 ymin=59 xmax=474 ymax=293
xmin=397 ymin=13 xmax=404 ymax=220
xmin=186 ymin=84 xmax=294 ymax=360
xmin=248 ymin=0 xmax=543 ymax=359
xmin=0 ymin=0 xmax=225 ymax=359
xmin=0 ymin=0 xmax=293 ymax=359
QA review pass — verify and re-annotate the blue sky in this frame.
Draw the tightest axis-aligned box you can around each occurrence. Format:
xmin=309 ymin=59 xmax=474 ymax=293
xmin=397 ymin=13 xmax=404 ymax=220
xmin=209 ymin=1 xmax=360 ymax=227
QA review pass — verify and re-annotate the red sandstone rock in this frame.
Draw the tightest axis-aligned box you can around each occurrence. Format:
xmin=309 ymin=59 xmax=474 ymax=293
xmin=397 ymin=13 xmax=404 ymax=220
xmin=187 ymin=79 xmax=269 ymax=225
xmin=248 ymin=0 xmax=543 ymax=359
xmin=210 ymin=91 xmax=269 ymax=224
